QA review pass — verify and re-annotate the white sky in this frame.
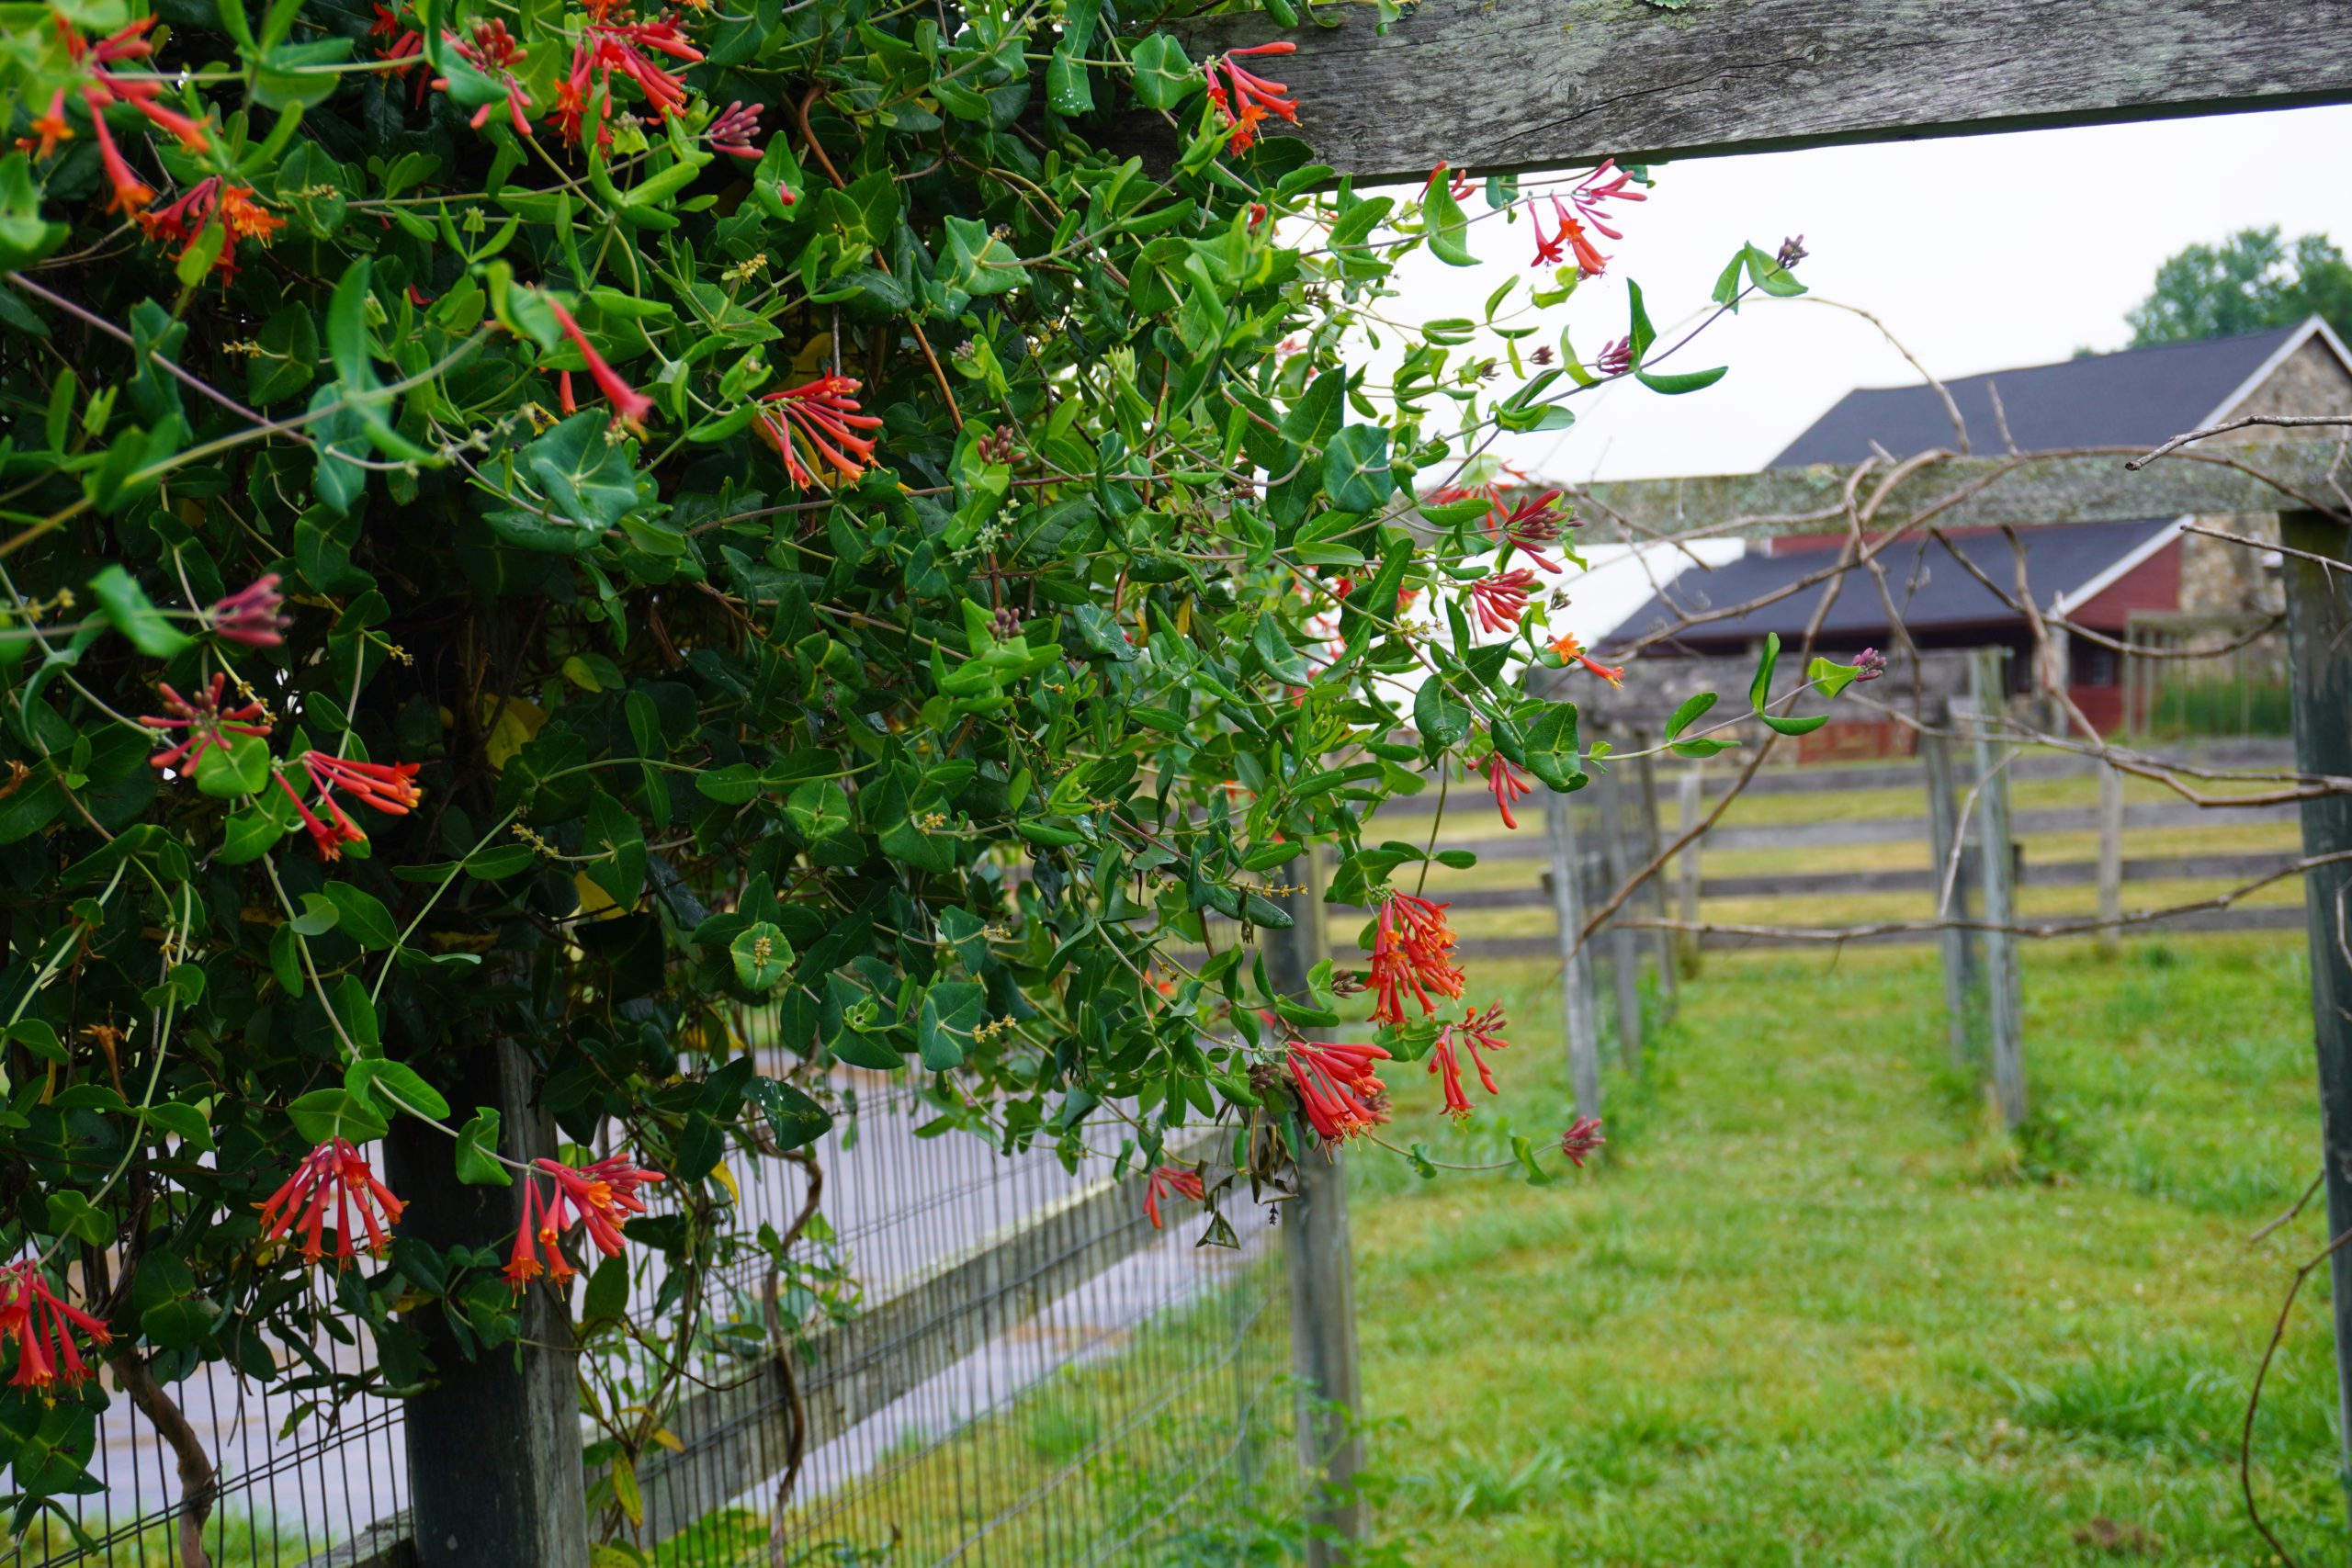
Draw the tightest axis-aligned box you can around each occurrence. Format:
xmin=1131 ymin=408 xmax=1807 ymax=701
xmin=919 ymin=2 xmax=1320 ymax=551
xmin=1369 ymin=102 xmax=2352 ymax=635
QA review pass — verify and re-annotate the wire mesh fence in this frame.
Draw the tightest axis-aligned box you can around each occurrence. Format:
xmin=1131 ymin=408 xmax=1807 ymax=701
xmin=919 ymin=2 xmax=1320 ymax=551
xmin=12 ymin=1063 xmax=1289 ymax=1568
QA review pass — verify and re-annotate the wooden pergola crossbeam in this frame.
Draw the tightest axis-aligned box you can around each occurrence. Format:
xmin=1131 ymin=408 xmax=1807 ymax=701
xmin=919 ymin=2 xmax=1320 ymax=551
xmin=1564 ymin=438 xmax=2348 ymax=545
xmin=1143 ymin=0 xmax=2352 ymax=184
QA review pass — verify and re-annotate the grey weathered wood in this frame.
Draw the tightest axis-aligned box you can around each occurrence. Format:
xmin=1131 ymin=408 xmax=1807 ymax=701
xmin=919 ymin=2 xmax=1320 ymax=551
xmin=1596 ymin=766 xmax=1645 ymax=1070
xmin=1423 ymin=795 xmax=2296 ymax=863
xmin=1139 ymin=1 xmax=2352 ymax=184
xmin=1674 ymin=769 xmax=1703 ymax=978
xmin=1570 ymin=441 xmax=2349 ymax=545
xmin=1268 ymin=859 xmax=1362 ymax=1566
xmin=385 ymin=1039 xmax=588 ymax=1568
xmin=2278 ymin=508 xmax=2352 ymax=1531
xmin=1634 ymin=741 xmax=1678 ymax=1016
xmin=1544 ymin=787 xmax=1604 ymax=1123
xmin=1920 ymin=730 xmax=1977 ymax=1070
xmin=2098 ymin=761 xmax=2126 ymax=956
xmin=1968 ymin=652 xmax=2029 ymax=1128
xmin=296 ymin=1517 xmax=417 ymax=1568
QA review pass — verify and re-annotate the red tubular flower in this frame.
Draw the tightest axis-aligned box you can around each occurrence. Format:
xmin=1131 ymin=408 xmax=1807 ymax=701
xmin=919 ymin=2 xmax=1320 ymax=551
xmin=303 ymin=751 xmax=424 ymax=815
xmin=1550 ymin=633 xmax=1624 ymax=687
xmin=756 ymin=375 xmax=883 ymax=488
xmin=1468 ymin=568 xmax=1536 ymax=634
xmin=1485 ymin=754 xmax=1532 ymax=829
xmin=256 ymin=1138 xmax=406 ymax=1269
xmin=137 ymin=179 xmax=278 ymax=276
xmin=1367 ymin=890 xmax=1464 ymax=1026
xmin=1284 ymin=1040 xmax=1392 ymax=1144
xmin=1204 ymin=41 xmax=1298 ymax=152
xmin=0 ymin=1262 xmax=111 ymax=1392
xmin=1142 ymin=1165 xmax=1206 ymax=1230
xmin=546 ymin=298 xmax=654 ymax=431
xmin=503 ymin=1178 xmax=546 ymax=1292
xmin=277 ymin=773 xmax=368 ymax=861
xmin=533 ymin=1153 xmax=663 ymax=1260
xmin=209 ymin=572 xmax=288 ymax=646
xmin=1430 ymin=1001 xmax=1510 ymax=1119
xmin=82 ymin=98 xmax=151 ymax=215
xmin=438 ymin=19 xmax=533 ymax=133
xmin=1593 ymin=335 xmax=1634 ymax=378
xmin=1560 ymin=1115 xmax=1606 ymax=1168
xmin=559 ymin=16 xmax=702 ymax=147
xmin=29 ymin=91 xmax=71 ymax=158
xmin=706 ymin=99 xmax=764 ymax=158
xmin=141 ymin=673 xmax=272 ymax=773
xmin=1568 ymin=157 xmax=1645 ymax=238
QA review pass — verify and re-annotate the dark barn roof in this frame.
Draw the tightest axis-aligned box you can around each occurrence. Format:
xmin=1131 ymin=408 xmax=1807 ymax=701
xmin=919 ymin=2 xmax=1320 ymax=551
xmin=1606 ymin=518 xmax=2174 ymax=652
xmin=1769 ymin=325 xmax=2301 ymax=467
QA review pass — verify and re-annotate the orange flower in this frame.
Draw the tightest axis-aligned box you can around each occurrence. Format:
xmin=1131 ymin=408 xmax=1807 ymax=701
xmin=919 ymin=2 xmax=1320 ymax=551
xmin=256 ymin=1138 xmax=407 ymax=1268
xmin=83 ymin=99 xmax=151 ymax=215
xmin=1429 ymin=1002 xmax=1510 ymax=1120
xmin=1368 ymin=890 xmax=1464 ymax=1025
xmin=1285 ymin=1040 xmax=1392 ymax=1144
xmin=756 ymin=375 xmax=883 ymax=488
xmin=1550 ymin=633 xmax=1623 ymax=687
xmin=219 ymin=186 xmax=285 ymax=243
xmin=546 ymin=298 xmax=653 ymax=431
xmin=29 ymin=91 xmax=71 ymax=158
xmin=0 ymin=1263 xmax=111 ymax=1391
xmin=1205 ymin=42 xmax=1298 ymax=152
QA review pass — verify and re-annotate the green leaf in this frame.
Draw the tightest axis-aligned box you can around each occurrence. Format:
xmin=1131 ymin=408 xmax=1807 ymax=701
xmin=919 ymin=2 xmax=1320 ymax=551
xmin=87 ymin=566 xmax=192 ymax=657
xmin=219 ymin=808 xmax=288 ymax=864
xmin=938 ymin=215 xmax=1032 ymax=299
xmin=1807 ymin=654 xmax=1861 ymax=701
xmin=583 ymin=792 xmax=647 ymax=909
xmin=1665 ymin=692 xmax=1716 ymax=740
xmin=1748 ymin=631 xmax=1781 ymax=716
xmin=917 ymin=980 xmax=986 ymax=1071
xmin=1635 ymin=364 xmax=1728 ymax=396
xmin=1626 ymin=278 xmax=1657 ymax=365
xmin=321 ymin=882 xmax=399 ymax=949
xmin=194 ymin=733 xmax=272 ymax=798
xmin=1321 ymin=425 xmax=1394 ymax=513
xmin=1521 ymin=702 xmax=1585 ymax=792
xmin=43 ymin=1191 xmax=110 ymax=1247
xmin=347 ymin=1058 xmax=450 ymax=1120
xmin=1423 ymin=176 xmax=1476 ymax=266
xmin=730 ymin=921 xmax=793 ymax=991
xmin=1129 ymin=33 xmax=1196 ymax=109
xmin=249 ymin=307 xmax=319 ymax=405
xmin=744 ymin=1077 xmax=832 ymax=1151
xmin=1412 ymin=677 xmax=1472 ymax=758
xmin=0 ymin=152 xmax=65 ymax=272
xmin=455 ymin=1108 xmax=510 ymax=1185
xmin=285 ymin=1087 xmax=390 ymax=1146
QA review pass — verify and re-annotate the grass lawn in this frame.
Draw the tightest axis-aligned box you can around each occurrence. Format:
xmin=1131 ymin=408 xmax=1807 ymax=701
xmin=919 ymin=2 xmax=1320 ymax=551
xmin=1350 ymin=935 xmax=2344 ymax=1566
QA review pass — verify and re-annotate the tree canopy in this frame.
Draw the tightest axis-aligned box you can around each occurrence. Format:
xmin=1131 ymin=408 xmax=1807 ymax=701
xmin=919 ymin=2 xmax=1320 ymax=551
xmin=2126 ymin=227 xmax=2352 ymax=347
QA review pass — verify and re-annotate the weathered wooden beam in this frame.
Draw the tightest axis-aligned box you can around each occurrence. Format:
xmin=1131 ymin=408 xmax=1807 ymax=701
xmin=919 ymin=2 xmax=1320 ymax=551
xmin=1568 ymin=441 xmax=2348 ymax=544
xmin=2278 ymin=508 xmax=2352 ymax=1533
xmin=1140 ymin=0 xmax=2352 ymax=185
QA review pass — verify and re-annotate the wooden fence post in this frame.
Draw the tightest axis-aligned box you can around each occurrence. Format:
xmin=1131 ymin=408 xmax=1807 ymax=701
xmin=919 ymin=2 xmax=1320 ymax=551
xmin=1596 ymin=755 xmax=1644 ymax=1073
xmin=1920 ymin=724 xmax=1977 ymax=1071
xmin=1968 ymin=649 xmax=2029 ymax=1128
xmin=1544 ymin=786 xmax=1603 ymax=1124
xmin=2278 ymin=508 xmax=2352 ymax=1527
xmin=1267 ymin=852 xmax=1361 ymax=1566
xmin=1634 ymin=739 xmax=1678 ymax=1018
xmin=1674 ymin=768 xmax=1702 ymax=979
xmin=387 ymin=1035 xmax=589 ymax=1568
xmin=2097 ymin=759 xmax=2125 ymax=956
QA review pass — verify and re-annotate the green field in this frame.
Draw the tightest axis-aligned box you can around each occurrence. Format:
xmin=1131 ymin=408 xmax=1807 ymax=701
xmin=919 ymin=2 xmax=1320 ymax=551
xmin=1347 ymin=936 xmax=2344 ymax=1566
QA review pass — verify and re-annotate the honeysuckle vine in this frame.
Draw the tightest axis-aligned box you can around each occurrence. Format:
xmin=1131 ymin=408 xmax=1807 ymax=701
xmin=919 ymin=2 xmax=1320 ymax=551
xmin=0 ymin=0 xmax=1852 ymax=1535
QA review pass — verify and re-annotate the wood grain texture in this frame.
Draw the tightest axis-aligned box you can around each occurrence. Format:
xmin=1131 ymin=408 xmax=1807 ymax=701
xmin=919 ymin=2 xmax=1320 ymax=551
xmin=2278 ymin=508 xmax=2352 ymax=1528
xmin=1568 ymin=440 xmax=2352 ymax=545
xmin=1139 ymin=0 xmax=2352 ymax=183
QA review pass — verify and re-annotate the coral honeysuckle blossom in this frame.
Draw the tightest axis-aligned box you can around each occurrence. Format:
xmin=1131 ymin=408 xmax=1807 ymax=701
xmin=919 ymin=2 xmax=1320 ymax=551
xmin=1551 ymin=633 xmax=1624 ymax=687
xmin=1430 ymin=1003 xmax=1511 ymax=1120
xmin=141 ymin=673 xmax=271 ymax=773
xmin=556 ymin=1 xmax=703 ymax=149
xmin=139 ymin=178 xmax=284 ymax=278
xmin=1529 ymin=158 xmax=1645 ymax=276
xmin=546 ymin=299 xmax=655 ymax=430
xmin=1285 ymin=1040 xmax=1392 ymax=1145
xmin=0 ymin=1262 xmax=112 ymax=1392
xmin=1486 ymin=753 xmax=1533 ymax=829
xmin=256 ymin=1139 xmax=407 ymax=1268
xmin=1204 ymin=41 xmax=1298 ymax=152
xmin=1368 ymin=889 xmax=1465 ymax=1025
xmin=208 ymin=573 xmax=289 ymax=647
xmin=1142 ymin=1165 xmax=1206 ymax=1230
xmin=756 ymin=375 xmax=882 ymax=488
xmin=437 ymin=18 xmax=533 ymax=134
xmin=276 ymin=750 xmax=424 ymax=862
xmin=1468 ymin=568 xmax=1536 ymax=634
xmin=504 ymin=1154 xmax=666 ymax=1292
xmin=1560 ymin=1116 xmax=1608 ymax=1168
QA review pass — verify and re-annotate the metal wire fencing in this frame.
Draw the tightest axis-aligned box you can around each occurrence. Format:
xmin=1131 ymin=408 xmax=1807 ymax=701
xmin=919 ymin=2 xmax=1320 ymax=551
xmin=12 ymin=1066 xmax=1293 ymax=1568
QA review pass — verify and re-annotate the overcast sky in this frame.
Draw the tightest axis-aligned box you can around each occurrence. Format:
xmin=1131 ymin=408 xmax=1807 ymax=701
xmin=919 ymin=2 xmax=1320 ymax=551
xmin=1363 ymin=103 xmax=2352 ymax=637
xmin=1378 ymin=102 xmax=2352 ymax=486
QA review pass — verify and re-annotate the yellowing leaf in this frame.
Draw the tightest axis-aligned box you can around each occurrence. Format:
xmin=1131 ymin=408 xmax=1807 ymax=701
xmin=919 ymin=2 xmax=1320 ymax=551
xmin=572 ymin=871 xmax=624 ymax=920
xmin=710 ymin=1161 xmax=740 ymax=1203
xmin=476 ymin=695 xmax=548 ymax=772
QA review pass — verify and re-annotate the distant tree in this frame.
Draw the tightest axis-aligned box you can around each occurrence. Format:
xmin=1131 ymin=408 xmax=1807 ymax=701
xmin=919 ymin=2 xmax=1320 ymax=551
xmin=2127 ymin=227 xmax=2352 ymax=346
